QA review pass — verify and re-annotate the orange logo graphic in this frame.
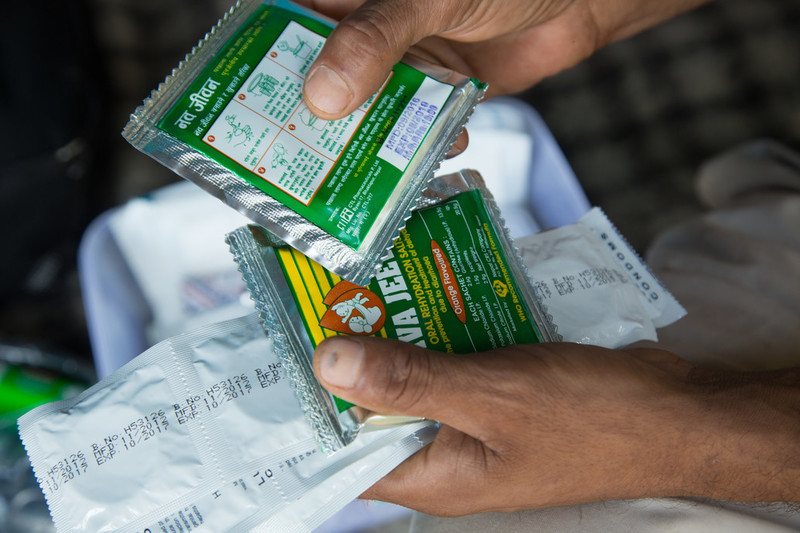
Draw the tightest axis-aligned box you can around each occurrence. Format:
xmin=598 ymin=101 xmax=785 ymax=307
xmin=431 ymin=240 xmax=467 ymax=324
xmin=320 ymin=281 xmax=386 ymax=335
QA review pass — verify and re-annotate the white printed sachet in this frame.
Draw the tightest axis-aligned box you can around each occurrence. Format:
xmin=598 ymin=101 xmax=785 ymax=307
xmin=516 ymin=207 xmax=686 ymax=348
xmin=18 ymin=313 xmax=434 ymax=532
xmin=245 ymin=422 xmax=437 ymax=532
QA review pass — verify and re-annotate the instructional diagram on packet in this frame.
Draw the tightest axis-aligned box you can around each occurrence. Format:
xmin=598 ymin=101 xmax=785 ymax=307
xmin=204 ymin=21 xmax=377 ymax=205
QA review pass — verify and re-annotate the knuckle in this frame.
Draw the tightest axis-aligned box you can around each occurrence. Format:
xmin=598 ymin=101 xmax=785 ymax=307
xmin=335 ymin=6 xmax=404 ymax=62
xmin=380 ymin=342 xmax=433 ymax=413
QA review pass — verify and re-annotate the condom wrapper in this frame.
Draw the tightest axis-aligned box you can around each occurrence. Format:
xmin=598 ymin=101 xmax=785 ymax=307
xmin=17 ymin=314 xmax=436 ymax=532
xmin=227 ymin=170 xmax=558 ymax=453
xmin=515 ymin=208 xmax=686 ymax=348
xmin=122 ymin=0 xmax=485 ymax=286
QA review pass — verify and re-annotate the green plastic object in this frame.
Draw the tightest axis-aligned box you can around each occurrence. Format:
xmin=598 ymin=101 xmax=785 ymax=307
xmin=1 ymin=363 xmax=85 ymax=421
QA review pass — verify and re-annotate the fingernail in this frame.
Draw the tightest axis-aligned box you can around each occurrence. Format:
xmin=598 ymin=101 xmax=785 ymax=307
xmin=317 ymin=337 xmax=364 ymax=389
xmin=304 ymin=65 xmax=353 ymax=116
xmin=446 ymin=143 xmax=465 ymax=158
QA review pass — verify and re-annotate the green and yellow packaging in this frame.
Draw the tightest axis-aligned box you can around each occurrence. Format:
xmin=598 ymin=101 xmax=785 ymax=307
xmin=227 ymin=170 xmax=558 ymax=452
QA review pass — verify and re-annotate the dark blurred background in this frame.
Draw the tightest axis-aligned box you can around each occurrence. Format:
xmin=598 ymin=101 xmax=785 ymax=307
xmin=0 ymin=0 xmax=798 ymax=528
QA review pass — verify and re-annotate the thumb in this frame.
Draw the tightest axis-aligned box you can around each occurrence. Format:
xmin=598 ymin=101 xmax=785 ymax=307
xmin=303 ymin=0 xmax=455 ymax=119
xmin=313 ymin=336 xmax=480 ymax=429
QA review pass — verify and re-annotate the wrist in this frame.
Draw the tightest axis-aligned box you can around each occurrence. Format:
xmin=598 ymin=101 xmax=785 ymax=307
xmin=669 ymin=371 xmax=800 ymax=503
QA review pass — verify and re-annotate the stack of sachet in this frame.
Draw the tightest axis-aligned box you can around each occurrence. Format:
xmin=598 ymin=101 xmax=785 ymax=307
xmin=18 ymin=0 xmax=685 ymax=531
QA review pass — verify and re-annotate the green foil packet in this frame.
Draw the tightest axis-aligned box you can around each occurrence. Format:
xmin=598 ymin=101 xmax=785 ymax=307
xmin=227 ymin=170 xmax=558 ymax=452
xmin=123 ymin=0 xmax=486 ymax=285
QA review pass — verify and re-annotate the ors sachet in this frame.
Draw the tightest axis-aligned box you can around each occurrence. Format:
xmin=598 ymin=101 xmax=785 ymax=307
xmin=123 ymin=0 xmax=485 ymax=285
xmin=227 ymin=170 xmax=559 ymax=452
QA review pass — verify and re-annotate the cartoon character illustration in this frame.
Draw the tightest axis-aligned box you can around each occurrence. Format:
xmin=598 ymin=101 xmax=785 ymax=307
xmin=277 ymin=35 xmax=312 ymax=59
xmin=247 ymin=72 xmax=280 ymax=97
xmin=271 ymin=143 xmax=289 ymax=168
xmin=224 ymin=114 xmax=253 ymax=147
xmin=330 ymin=292 xmax=383 ymax=334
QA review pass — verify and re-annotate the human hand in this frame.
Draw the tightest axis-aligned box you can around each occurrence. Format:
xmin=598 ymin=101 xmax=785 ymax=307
xmin=312 ymin=336 xmax=800 ymax=516
xmin=300 ymin=0 xmax=711 ymax=120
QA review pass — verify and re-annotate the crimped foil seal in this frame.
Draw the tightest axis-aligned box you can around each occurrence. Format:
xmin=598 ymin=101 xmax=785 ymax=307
xmin=123 ymin=0 xmax=485 ymax=285
xmin=227 ymin=170 xmax=559 ymax=453
xmin=423 ymin=170 xmax=561 ymax=344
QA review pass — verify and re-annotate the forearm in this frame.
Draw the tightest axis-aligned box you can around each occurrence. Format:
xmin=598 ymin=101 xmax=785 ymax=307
xmin=659 ymin=368 xmax=800 ymax=504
